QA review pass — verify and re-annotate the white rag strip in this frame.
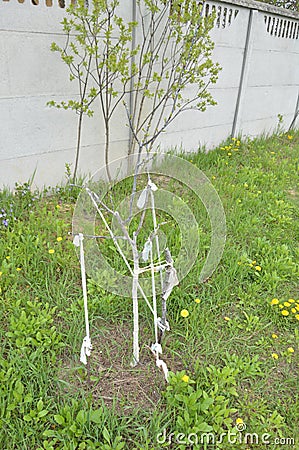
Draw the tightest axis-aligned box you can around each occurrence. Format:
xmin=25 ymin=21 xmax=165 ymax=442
xmin=74 ymin=233 xmax=92 ymax=365
xmin=142 ymin=239 xmax=152 ymax=262
xmin=80 ymin=336 xmax=92 ymax=365
xmin=137 ymin=180 xmax=158 ymax=209
xmin=150 ymin=342 xmax=169 ymax=382
xmin=156 ymin=358 xmax=169 ymax=382
xmin=162 ymin=266 xmax=179 ymax=300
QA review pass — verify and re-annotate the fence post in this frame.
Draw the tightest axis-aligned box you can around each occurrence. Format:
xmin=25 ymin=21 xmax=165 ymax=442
xmin=289 ymin=89 xmax=299 ymax=131
xmin=232 ymin=8 xmax=258 ymax=138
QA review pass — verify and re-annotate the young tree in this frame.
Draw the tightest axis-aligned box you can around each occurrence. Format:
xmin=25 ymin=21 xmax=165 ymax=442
xmin=127 ymin=0 xmax=220 ymax=155
xmin=48 ymin=0 xmax=138 ymax=181
xmin=52 ymin=0 xmax=224 ymax=373
xmin=49 ymin=0 xmax=220 ymax=180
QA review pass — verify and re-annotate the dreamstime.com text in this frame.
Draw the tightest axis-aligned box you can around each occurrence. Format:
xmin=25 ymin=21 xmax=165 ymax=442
xmin=156 ymin=428 xmax=295 ymax=446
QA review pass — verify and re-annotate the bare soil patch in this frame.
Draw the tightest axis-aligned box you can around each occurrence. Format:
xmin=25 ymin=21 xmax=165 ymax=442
xmin=58 ymin=321 xmax=184 ymax=412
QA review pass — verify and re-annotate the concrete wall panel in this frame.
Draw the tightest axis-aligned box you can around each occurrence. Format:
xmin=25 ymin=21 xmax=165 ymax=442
xmin=0 ymin=0 xmax=298 ymax=188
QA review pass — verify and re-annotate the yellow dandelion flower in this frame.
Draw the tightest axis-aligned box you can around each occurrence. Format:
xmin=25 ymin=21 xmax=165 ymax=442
xmin=272 ymin=353 xmax=279 ymax=360
xmin=295 ymin=314 xmax=299 ymax=320
xmin=296 ymin=306 xmax=299 ymax=312
xmin=236 ymin=140 xmax=241 ymax=146
xmin=287 ymin=135 xmax=293 ymax=140
xmin=287 ymin=347 xmax=294 ymax=353
xmin=212 ymin=176 xmax=216 ymax=180
xmin=272 ymin=333 xmax=278 ymax=339
xmin=270 ymin=151 xmax=275 ymax=154
xmin=270 ymin=298 xmax=279 ymax=305
xmin=255 ymin=266 xmax=261 ymax=271
xmin=180 ymin=309 xmax=189 ymax=318
xmin=56 ymin=205 xmax=61 ymax=209
xmin=0 ymin=272 xmax=2 ymax=276
xmin=281 ymin=310 xmax=289 ymax=316
xmin=224 ymin=316 xmax=231 ymax=321
xmin=232 ymin=137 xmax=237 ymax=141
xmin=16 ymin=268 xmax=22 ymax=271
xmin=279 ymin=304 xmax=284 ymax=309
xmin=194 ymin=298 xmax=201 ymax=304
xmin=57 ymin=237 xmax=63 ymax=242
xmin=288 ymin=299 xmax=295 ymax=303
xmin=6 ymin=256 xmax=10 ymax=260
xmin=283 ymin=302 xmax=291 ymax=307
xmin=252 ymin=260 xmax=256 ymax=265
xmin=227 ymin=152 xmax=232 ymax=156
xmin=181 ymin=375 xmax=189 ymax=383
xmin=48 ymin=249 xmax=55 ymax=255
xmin=236 ymin=418 xmax=244 ymax=425
xmin=291 ymin=308 xmax=297 ymax=314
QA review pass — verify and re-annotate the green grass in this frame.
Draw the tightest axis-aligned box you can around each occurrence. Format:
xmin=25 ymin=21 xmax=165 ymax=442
xmin=0 ymin=131 xmax=298 ymax=450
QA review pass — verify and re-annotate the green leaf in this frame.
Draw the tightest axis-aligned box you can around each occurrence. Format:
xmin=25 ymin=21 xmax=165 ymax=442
xmin=89 ymin=375 xmax=99 ymax=382
xmin=54 ymin=414 xmax=65 ymax=425
xmin=43 ymin=430 xmax=56 ymax=438
xmin=115 ymin=440 xmax=125 ymax=450
xmin=200 ymin=397 xmax=214 ymax=411
xmin=7 ymin=403 xmax=16 ymax=411
xmin=23 ymin=414 xmax=32 ymax=422
xmin=24 ymin=393 xmax=33 ymax=403
xmin=38 ymin=410 xmax=49 ymax=418
xmin=37 ymin=399 xmax=44 ymax=411
xmin=177 ymin=415 xmax=185 ymax=428
xmin=15 ymin=380 xmax=24 ymax=395
xmin=196 ymin=422 xmax=213 ymax=433
xmin=69 ymin=423 xmax=77 ymax=433
xmin=36 ymin=331 xmax=42 ymax=341
xmin=50 ymin=42 xmax=60 ymax=52
xmin=90 ymin=408 xmax=103 ymax=424
xmin=76 ymin=409 xmax=87 ymax=425
xmin=102 ymin=426 xmax=111 ymax=444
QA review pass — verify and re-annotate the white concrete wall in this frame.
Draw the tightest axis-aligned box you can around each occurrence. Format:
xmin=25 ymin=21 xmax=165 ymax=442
xmin=0 ymin=0 xmax=130 ymax=188
xmin=0 ymin=0 xmax=298 ymax=188
xmin=241 ymin=9 xmax=299 ymax=135
xmin=158 ymin=0 xmax=299 ymax=151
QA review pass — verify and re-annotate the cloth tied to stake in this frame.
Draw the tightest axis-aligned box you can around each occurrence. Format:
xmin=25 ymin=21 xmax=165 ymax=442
xmin=156 ymin=358 xmax=169 ymax=381
xmin=162 ymin=266 xmax=179 ymax=300
xmin=137 ymin=180 xmax=158 ymax=209
xmin=157 ymin=317 xmax=170 ymax=333
xmin=80 ymin=336 xmax=92 ymax=365
xmin=150 ymin=342 xmax=169 ymax=381
xmin=142 ymin=239 xmax=152 ymax=262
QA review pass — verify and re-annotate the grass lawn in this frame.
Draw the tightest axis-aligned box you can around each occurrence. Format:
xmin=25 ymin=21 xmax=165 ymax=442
xmin=0 ymin=131 xmax=298 ymax=450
